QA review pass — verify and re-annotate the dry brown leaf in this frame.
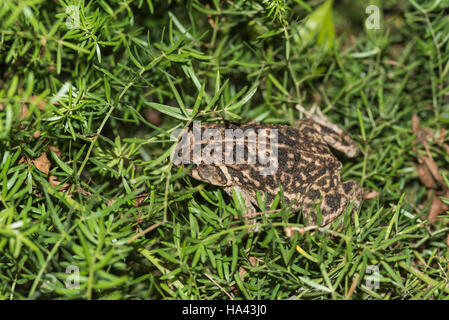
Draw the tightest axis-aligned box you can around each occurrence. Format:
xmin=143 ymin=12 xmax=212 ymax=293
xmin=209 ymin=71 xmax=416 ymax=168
xmin=422 ymin=155 xmax=444 ymax=185
xmin=49 ymin=175 xmax=69 ymax=190
xmin=417 ymin=162 xmax=438 ymax=189
xmin=49 ymin=175 xmax=59 ymax=188
xmin=411 ymin=114 xmax=421 ymax=153
xmin=32 ymin=131 xmax=41 ymax=139
xmin=20 ymin=105 xmax=29 ymax=120
xmin=419 ymin=128 xmax=433 ymax=147
xmin=230 ymin=285 xmax=238 ymax=295
xmin=48 ymin=145 xmax=61 ymax=158
xmin=412 ymin=114 xmax=433 ymax=147
xmin=428 ymin=193 xmax=449 ymax=223
xmin=412 ymin=115 xmax=449 ymax=222
xmin=363 ymin=189 xmax=379 ymax=200
xmin=412 ymin=114 xmax=419 ymax=134
xmin=239 ymin=267 xmax=247 ymax=279
xmin=32 ymin=153 xmax=50 ymax=175
xmin=208 ymin=18 xmax=215 ymax=29
xmin=249 ymin=256 xmax=258 ymax=267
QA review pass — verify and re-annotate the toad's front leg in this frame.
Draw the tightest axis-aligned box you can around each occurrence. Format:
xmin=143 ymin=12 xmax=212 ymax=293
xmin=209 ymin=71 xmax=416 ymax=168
xmin=224 ymin=186 xmax=260 ymax=228
xmin=296 ymin=104 xmax=360 ymax=158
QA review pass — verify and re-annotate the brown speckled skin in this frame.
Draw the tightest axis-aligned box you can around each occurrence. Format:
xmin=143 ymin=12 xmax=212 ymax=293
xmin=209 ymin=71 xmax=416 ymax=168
xmin=182 ymin=116 xmax=362 ymax=226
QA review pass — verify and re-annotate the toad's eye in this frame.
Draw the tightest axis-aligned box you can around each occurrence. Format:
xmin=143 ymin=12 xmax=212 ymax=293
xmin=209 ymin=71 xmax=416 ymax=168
xmin=197 ymin=164 xmax=212 ymax=177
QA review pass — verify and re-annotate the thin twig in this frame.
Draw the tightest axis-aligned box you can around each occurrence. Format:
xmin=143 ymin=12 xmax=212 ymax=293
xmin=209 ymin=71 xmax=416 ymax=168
xmin=126 ymin=222 xmax=163 ymax=244
xmin=204 ymin=273 xmax=234 ymax=300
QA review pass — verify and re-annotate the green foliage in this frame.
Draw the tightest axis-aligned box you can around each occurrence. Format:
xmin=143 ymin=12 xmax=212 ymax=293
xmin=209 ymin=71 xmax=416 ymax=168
xmin=298 ymin=0 xmax=335 ymax=51
xmin=0 ymin=0 xmax=448 ymax=300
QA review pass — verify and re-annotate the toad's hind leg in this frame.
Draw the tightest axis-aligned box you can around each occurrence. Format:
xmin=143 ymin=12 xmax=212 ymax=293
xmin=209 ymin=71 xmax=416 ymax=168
xmin=302 ymin=178 xmax=363 ymax=226
xmin=296 ymin=104 xmax=360 ymax=158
